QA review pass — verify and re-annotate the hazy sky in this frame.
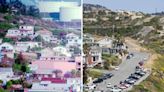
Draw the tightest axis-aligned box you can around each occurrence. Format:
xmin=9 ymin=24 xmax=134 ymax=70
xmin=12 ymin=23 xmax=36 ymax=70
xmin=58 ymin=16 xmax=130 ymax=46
xmin=84 ymin=0 xmax=164 ymax=13
xmin=17 ymin=0 xmax=81 ymax=6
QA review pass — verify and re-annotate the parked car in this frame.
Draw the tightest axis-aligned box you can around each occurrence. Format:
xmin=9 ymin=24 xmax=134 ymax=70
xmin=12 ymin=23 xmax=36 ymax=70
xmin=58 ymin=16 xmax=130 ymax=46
xmin=93 ymin=78 xmax=103 ymax=84
xmin=134 ymin=70 xmax=146 ymax=76
xmin=114 ymin=66 xmax=120 ymax=70
xmin=94 ymin=90 xmax=103 ymax=92
xmin=108 ymin=86 xmax=122 ymax=92
xmin=124 ymin=78 xmax=136 ymax=85
xmin=104 ymin=73 xmax=114 ymax=78
xmin=126 ymin=53 xmax=134 ymax=59
xmin=126 ymin=55 xmax=131 ymax=59
xmin=84 ymin=84 xmax=96 ymax=90
xmin=89 ymin=84 xmax=96 ymax=90
xmin=101 ymin=75 xmax=108 ymax=80
xmin=129 ymin=53 xmax=134 ymax=57
xmin=129 ymin=74 xmax=141 ymax=80
xmin=118 ymin=83 xmax=129 ymax=89
xmin=106 ymin=83 xmax=112 ymax=88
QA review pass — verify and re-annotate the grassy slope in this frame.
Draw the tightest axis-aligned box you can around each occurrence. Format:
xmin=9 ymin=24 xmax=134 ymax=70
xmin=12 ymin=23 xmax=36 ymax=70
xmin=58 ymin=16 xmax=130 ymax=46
xmin=84 ymin=6 xmax=164 ymax=91
xmin=130 ymin=55 xmax=164 ymax=92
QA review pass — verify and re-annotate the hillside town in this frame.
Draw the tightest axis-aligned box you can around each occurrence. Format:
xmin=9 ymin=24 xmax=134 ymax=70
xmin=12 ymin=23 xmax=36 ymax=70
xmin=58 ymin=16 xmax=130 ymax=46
xmin=0 ymin=0 xmax=82 ymax=92
xmin=0 ymin=24 xmax=82 ymax=92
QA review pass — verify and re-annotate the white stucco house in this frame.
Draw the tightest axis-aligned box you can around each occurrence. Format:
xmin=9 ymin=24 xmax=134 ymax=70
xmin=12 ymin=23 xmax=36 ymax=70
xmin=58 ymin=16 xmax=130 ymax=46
xmin=97 ymin=37 xmax=113 ymax=47
xmin=19 ymin=25 xmax=34 ymax=36
xmin=15 ymin=42 xmax=42 ymax=52
xmin=53 ymin=46 xmax=71 ymax=57
xmin=6 ymin=25 xmax=34 ymax=38
xmin=5 ymin=29 xmax=21 ymax=38
xmin=0 ymin=43 xmax=14 ymax=52
xmin=0 ymin=68 xmax=14 ymax=83
xmin=36 ymin=29 xmax=53 ymax=42
xmin=66 ymin=33 xmax=81 ymax=48
xmin=83 ymin=33 xmax=95 ymax=44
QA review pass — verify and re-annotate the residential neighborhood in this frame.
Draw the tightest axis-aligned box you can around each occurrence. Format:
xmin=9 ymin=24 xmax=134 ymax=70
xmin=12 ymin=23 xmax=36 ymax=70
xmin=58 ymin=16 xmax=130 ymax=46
xmin=83 ymin=1 xmax=163 ymax=92
xmin=0 ymin=0 xmax=82 ymax=92
xmin=0 ymin=24 xmax=82 ymax=92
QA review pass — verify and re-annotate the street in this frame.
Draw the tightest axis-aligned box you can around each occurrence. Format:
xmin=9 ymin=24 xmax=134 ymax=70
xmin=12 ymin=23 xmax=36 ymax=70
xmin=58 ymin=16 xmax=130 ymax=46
xmin=93 ymin=38 xmax=150 ymax=92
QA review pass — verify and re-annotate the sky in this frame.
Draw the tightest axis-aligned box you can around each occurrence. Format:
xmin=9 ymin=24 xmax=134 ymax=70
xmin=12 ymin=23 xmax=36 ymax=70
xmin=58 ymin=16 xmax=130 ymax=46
xmin=19 ymin=0 xmax=81 ymax=6
xmin=84 ymin=0 xmax=164 ymax=13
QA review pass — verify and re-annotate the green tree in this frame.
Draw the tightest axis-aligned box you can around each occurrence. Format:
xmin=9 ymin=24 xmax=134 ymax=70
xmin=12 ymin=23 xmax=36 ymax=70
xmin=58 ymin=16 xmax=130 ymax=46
xmin=2 ymin=38 xmax=14 ymax=43
xmin=88 ymin=69 xmax=103 ymax=78
xmin=6 ymin=81 xmax=12 ymax=89
xmin=4 ymin=15 xmax=13 ymax=22
xmin=21 ymin=65 xmax=30 ymax=73
xmin=0 ymin=23 xmax=14 ymax=30
xmin=0 ymin=88 xmax=5 ymax=92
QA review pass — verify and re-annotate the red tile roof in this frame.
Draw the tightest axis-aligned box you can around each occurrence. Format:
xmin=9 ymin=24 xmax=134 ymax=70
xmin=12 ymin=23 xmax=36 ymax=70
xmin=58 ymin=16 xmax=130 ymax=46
xmin=41 ymin=77 xmax=67 ymax=84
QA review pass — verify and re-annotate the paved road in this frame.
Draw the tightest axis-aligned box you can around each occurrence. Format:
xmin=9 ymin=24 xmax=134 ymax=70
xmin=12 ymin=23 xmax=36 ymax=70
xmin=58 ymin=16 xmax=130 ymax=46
xmin=95 ymin=52 xmax=150 ymax=91
xmin=93 ymin=38 xmax=150 ymax=92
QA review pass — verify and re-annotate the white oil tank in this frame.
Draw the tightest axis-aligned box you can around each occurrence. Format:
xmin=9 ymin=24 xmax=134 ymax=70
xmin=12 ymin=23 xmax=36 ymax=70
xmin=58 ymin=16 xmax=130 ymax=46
xmin=38 ymin=1 xmax=79 ymax=13
xmin=59 ymin=7 xmax=82 ymax=22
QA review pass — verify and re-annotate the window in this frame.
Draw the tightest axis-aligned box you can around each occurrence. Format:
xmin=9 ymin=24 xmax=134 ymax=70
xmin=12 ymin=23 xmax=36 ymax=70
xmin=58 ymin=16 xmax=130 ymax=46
xmin=93 ymin=56 xmax=96 ymax=61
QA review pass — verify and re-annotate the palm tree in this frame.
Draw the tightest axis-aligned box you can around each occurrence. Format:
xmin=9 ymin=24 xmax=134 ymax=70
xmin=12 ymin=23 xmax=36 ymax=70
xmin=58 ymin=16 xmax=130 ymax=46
xmin=83 ymin=43 xmax=91 ymax=84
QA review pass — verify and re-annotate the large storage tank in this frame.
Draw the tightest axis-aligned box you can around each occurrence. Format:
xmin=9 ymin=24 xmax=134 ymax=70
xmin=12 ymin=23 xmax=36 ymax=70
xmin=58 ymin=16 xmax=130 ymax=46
xmin=60 ymin=7 xmax=82 ymax=22
xmin=37 ymin=0 xmax=79 ymax=20
xmin=38 ymin=1 xmax=79 ymax=13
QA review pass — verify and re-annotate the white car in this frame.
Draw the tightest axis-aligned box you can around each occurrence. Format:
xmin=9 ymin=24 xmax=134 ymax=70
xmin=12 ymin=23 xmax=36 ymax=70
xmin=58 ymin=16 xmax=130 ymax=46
xmin=88 ymin=84 xmax=96 ymax=90
xmin=106 ymin=83 xmax=112 ymax=88
xmin=114 ymin=66 xmax=120 ymax=70
xmin=109 ymin=87 xmax=122 ymax=92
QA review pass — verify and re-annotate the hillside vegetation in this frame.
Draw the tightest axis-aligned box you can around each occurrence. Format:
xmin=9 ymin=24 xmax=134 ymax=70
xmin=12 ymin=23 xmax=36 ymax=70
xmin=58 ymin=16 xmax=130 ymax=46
xmin=84 ymin=3 xmax=164 ymax=92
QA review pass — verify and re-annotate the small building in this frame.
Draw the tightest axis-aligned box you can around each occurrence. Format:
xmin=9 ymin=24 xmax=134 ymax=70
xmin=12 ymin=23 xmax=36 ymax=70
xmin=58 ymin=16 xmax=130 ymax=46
xmin=15 ymin=42 xmax=42 ymax=52
xmin=97 ymin=37 xmax=113 ymax=47
xmin=6 ymin=25 xmax=34 ymax=39
xmin=19 ymin=25 xmax=34 ymax=37
xmin=53 ymin=46 xmax=71 ymax=57
xmin=30 ymin=56 xmax=80 ymax=78
xmin=0 ymin=43 xmax=14 ymax=52
xmin=36 ymin=29 xmax=53 ymax=42
xmin=84 ymin=45 xmax=103 ymax=67
xmin=5 ymin=29 xmax=21 ymax=38
xmin=29 ymin=77 xmax=81 ymax=92
xmin=0 ymin=43 xmax=14 ymax=58
xmin=40 ymin=48 xmax=54 ymax=58
xmin=83 ymin=33 xmax=95 ymax=44
xmin=66 ymin=33 xmax=81 ymax=48
xmin=0 ymin=68 xmax=14 ymax=82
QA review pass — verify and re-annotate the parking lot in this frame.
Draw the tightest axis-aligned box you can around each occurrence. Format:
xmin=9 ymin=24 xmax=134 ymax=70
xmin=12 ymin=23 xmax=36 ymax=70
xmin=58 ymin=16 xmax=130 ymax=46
xmin=84 ymin=51 xmax=150 ymax=92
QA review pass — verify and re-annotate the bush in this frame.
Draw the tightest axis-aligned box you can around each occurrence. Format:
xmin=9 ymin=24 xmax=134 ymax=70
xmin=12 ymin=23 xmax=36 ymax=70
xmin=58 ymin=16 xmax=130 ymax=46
xmin=6 ymin=81 xmax=12 ymax=89
xmin=2 ymin=38 xmax=14 ymax=43
xmin=0 ymin=80 xmax=3 ymax=83
xmin=102 ymin=54 xmax=121 ymax=69
xmin=0 ymin=88 xmax=5 ymax=92
xmin=0 ymin=23 xmax=14 ymax=30
xmin=4 ymin=15 xmax=13 ymax=22
xmin=88 ymin=69 xmax=103 ymax=78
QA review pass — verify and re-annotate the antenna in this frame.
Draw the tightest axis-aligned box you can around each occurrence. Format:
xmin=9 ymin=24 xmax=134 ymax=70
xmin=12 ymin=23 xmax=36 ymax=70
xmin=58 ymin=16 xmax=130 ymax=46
xmin=155 ymin=8 xmax=157 ymax=14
